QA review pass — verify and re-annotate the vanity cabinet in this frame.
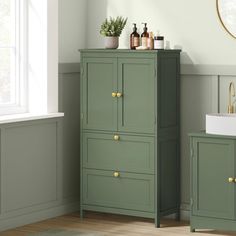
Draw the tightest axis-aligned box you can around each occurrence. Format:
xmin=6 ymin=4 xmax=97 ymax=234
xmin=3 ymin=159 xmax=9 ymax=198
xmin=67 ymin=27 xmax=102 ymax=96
xmin=190 ymin=132 xmax=236 ymax=232
xmin=80 ymin=49 xmax=181 ymax=227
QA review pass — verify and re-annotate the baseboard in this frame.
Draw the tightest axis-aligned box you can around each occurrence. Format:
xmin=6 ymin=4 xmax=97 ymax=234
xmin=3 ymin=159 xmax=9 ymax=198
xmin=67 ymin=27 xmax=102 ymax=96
xmin=163 ymin=204 xmax=190 ymax=222
xmin=0 ymin=201 xmax=80 ymax=232
xmin=0 ymin=203 xmax=190 ymax=232
xmin=163 ymin=210 xmax=190 ymax=221
xmin=180 ymin=209 xmax=190 ymax=221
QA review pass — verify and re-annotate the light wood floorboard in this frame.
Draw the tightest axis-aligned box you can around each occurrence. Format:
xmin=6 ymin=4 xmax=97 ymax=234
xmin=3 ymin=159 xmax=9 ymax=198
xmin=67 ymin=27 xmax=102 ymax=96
xmin=1 ymin=212 xmax=236 ymax=236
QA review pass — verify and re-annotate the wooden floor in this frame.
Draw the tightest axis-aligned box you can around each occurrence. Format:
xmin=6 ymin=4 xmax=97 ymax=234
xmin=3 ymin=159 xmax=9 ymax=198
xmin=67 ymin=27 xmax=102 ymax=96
xmin=1 ymin=212 xmax=236 ymax=236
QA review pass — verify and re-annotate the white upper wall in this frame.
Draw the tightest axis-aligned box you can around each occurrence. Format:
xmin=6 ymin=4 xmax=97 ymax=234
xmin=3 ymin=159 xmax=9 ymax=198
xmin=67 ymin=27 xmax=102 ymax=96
xmin=58 ymin=0 xmax=236 ymax=65
xmin=86 ymin=0 xmax=236 ymax=65
xmin=59 ymin=0 xmax=87 ymax=63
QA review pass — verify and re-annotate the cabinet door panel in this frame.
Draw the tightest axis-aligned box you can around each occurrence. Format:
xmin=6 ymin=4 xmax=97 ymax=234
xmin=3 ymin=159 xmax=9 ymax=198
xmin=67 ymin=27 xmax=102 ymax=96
xmin=82 ymin=58 xmax=117 ymax=131
xmin=118 ymin=58 xmax=155 ymax=134
xmin=192 ymin=138 xmax=235 ymax=220
xmin=83 ymin=169 xmax=154 ymax=212
xmin=83 ymin=132 xmax=154 ymax=174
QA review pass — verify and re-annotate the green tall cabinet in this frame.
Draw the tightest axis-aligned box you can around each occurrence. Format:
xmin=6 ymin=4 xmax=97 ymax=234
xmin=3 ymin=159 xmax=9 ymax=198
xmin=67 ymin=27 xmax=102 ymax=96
xmin=190 ymin=132 xmax=236 ymax=232
xmin=80 ymin=49 xmax=181 ymax=227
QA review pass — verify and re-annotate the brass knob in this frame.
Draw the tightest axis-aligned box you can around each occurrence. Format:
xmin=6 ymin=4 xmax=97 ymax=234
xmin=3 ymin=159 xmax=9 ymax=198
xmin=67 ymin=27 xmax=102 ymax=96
xmin=112 ymin=92 xmax=117 ymax=98
xmin=114 ymin=135 xmax=120 ymax=141
xmin=117 ymin=92 xmax=122 ymax=98
xmin=113 ymin=172 xmax=120 ymax=178
xmin=228 ymin=177 xmax=234 ymax=183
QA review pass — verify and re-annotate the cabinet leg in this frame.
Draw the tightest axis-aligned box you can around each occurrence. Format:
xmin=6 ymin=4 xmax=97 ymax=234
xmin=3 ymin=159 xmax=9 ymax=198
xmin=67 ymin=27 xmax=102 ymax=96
xmin=175 ymin=210 xmax=180 ymax=221
xmin=80 ymin=209 xmax=84 ymax=219
xmin=155 ymin=218 xmax=160 ymax=228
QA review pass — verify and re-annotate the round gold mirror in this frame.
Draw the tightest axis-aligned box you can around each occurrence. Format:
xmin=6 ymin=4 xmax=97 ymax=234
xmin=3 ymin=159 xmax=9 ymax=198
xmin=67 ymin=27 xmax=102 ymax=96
xmin=216 ymin=0 xmax=236 ymax=38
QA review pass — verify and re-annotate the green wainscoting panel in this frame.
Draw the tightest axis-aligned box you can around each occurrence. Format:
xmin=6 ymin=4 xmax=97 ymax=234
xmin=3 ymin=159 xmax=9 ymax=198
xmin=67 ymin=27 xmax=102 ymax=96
xmin=219 ymin=76 xmax=236 ymax=113
xmin=83 ymin=132 xmax=154 ymax=174
xmin=83 ymin=169 xmax=154 ymax=213
xmin=2 ymin=122 xmax=58 ymax=213
xmin=181 ymin=75 xmax=218 ymax=208
xmin=82 ymin=57 xmax=118 ymax=131
xmin=118 ymin=58 xmax=155 ymax=134
xmin=59 ymin=72 xmax=80 ymax=201
xmin=0 ymin=118 xmax=68 ymax=231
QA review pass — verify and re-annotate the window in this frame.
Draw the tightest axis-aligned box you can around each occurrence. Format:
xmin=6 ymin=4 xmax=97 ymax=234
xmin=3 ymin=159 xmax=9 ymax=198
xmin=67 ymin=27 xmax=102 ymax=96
xmin=0 ymin=0 xmax=27 ymax=115
xmin=0 ymin=0 xmax=58 ymax=116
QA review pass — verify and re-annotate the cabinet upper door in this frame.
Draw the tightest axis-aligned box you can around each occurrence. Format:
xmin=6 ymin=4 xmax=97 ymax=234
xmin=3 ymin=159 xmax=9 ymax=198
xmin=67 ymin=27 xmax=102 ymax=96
xmin=118 ymin=58 xmax=155 ymax=134
xmin=82 ymin=57 xmax=117 ymax=131
xmin=192 ymin=137 xmax=235 ymax=220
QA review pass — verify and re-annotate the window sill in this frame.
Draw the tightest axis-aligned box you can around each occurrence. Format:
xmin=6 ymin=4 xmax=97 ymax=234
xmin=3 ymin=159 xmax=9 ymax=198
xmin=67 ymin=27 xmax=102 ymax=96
xmin=0 ymin=112 xmax=64 ymax=125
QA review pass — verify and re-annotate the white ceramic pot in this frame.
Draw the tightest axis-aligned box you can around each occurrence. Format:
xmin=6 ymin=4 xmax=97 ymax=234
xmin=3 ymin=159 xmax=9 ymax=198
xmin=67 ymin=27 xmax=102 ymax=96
xmin=104 ymin=36 xmax=119 ymax=49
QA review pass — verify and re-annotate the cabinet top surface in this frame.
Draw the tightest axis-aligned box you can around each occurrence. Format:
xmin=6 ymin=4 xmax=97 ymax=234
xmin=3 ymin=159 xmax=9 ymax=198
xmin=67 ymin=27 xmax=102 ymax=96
xmin=189 ymin=131 xmax=236 ymax=140
xmin=79 ymin=48 xmax=181 ymax=54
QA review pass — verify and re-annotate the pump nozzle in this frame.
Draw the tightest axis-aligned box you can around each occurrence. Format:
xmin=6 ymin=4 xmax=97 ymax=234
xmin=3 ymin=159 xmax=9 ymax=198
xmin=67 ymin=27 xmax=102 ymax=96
xmin=142 ymin=23 xmax=148 ymax=32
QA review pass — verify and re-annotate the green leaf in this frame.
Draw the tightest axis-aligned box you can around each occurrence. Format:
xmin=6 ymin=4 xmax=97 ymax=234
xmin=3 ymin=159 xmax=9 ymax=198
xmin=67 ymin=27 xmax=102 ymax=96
xmin=100 ymin=16 xmax=128 ymax=37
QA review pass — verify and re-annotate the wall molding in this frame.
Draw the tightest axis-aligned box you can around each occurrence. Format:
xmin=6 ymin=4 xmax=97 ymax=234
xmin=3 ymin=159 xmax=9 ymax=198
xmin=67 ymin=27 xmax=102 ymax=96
xmin=59 ymin=63 xmax=236 ymax=76
xmin=59 ymin=63 xmax=80 ymax=74
xmin=181 ymin=64 xmax=236 ymax=76
xmin=0 ymin=202 xmax=80 ymax=232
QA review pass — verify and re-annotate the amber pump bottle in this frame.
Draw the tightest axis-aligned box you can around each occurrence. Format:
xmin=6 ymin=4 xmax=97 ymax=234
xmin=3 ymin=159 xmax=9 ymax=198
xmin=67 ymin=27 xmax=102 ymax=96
xmin=130 ymin=23 xmax=140 ymax=50
xmin=141 ymin=23 xmax=149 ymax=48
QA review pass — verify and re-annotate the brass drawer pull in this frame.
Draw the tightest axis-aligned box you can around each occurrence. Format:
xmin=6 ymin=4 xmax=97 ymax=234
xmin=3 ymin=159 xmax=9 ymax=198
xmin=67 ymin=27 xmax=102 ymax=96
xmin=228 ymin=177 xmax=234 ymax=183
xmin=113 ymin=135 xmax=120 ymax=141
xmin=112 ymin=92 xmax=117 ymax=98
xmin=113 ymin=172 xmax=120 ymax=178
xmin=117 ymin=92 xmax=123 ymax=98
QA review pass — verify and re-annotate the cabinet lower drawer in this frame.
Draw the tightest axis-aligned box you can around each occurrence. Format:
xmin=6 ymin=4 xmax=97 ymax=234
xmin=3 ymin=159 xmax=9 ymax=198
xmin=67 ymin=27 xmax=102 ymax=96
xmin=82 ymin=169 xmax=154 ymax=213
xmin=83 ymin=132 xmax=154 ymax=174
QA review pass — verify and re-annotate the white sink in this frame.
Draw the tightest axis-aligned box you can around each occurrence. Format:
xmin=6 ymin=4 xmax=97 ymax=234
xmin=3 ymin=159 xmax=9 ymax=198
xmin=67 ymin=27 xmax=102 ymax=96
xmin=206 ymin=113 xmax=236 ymax=136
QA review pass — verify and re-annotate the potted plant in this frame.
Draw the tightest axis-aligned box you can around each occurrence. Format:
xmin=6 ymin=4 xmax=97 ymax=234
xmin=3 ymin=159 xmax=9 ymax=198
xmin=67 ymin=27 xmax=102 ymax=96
xmin=100 ymin=16 xmax=127 ymax=49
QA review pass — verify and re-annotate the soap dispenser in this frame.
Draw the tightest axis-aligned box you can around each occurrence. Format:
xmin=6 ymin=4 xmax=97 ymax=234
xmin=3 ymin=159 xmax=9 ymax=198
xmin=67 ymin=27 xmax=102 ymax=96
xmin=141 ymin=23 xmax=149 ymax=47
xmin=130 ymin=23 xmax=140 ymax=50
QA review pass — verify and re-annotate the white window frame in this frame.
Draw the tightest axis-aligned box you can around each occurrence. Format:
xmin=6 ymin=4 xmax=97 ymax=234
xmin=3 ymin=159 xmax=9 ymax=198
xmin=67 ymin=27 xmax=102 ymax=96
xmin=0 ymin=0 xmax=58 ymax=116
xmin=28 ymin=0 xmax=58 ymax=114
xmin=0 ymin=0 xmax=28 ymax=115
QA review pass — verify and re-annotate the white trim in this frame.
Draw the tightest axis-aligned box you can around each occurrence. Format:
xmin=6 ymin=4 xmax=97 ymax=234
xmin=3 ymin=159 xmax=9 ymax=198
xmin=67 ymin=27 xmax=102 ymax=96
xmin=28 ymin=0 xmax=47 ymax=114
xmin=0 ymin=112 xmax=64 ymax=124
xmin=47 ymin=0 xmax=58 ymax=113
xmin=28 ymin=0 xmax=58 ymax=114
xmin=0 ymin=0 xmax=27 ymax=115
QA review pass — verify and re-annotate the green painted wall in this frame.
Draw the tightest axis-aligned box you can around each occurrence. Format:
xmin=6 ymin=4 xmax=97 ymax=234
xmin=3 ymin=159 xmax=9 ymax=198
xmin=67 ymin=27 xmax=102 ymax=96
xmin=0 ymin=118 xmax=80 ymax=232
xmin=0 ymin=68 xmax=81 ymax=232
